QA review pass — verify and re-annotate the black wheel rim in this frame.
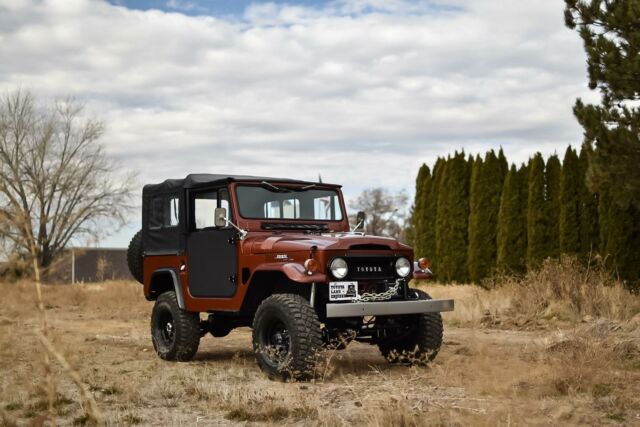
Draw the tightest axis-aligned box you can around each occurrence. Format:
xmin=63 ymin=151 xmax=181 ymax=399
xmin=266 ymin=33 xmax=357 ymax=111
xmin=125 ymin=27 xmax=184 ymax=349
xmin=260 ymin=319 xmax=291 ymax=367
xmin=377 ymin=315 xmax=418 ymax=342
xmin=157 ymin=309 xmax=175 ymax=346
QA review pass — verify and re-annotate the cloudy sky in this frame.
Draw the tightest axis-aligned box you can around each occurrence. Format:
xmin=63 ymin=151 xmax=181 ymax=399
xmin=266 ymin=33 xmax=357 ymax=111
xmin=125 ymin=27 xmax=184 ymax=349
xmin=0 ymin=0 xmax=597 ymax=247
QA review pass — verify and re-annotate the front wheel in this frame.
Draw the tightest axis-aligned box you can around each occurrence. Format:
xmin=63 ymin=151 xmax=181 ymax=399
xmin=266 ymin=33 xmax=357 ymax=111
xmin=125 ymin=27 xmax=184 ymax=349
xmin=151 ymin=291 xmax=201 ymax=361
xmin=377 ymin=288 xmax=444 ymax=365
xmin=252 ymin=294 xmax=322 ymax=381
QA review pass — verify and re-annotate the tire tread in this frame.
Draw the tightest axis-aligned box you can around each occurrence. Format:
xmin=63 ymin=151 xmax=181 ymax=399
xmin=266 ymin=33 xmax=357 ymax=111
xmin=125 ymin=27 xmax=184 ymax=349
xmin=152 ymin=291 xmax=200 ymax=362
xmin=252 ymin=294 xmax=322 ymax=380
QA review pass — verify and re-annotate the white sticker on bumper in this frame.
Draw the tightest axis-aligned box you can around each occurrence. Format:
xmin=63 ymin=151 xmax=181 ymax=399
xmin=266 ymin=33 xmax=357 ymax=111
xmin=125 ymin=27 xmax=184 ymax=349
xmin=329 ymin=281 xmax=359 ymax=301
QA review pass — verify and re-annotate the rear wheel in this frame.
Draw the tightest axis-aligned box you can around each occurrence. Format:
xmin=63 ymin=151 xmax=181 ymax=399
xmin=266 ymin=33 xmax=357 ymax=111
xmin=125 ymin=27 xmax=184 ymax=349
xmin=252 ymin=294 xmax=322 ymax=381
xmin=377 ymin=289 xmax=443 ymax=365
xmin=151 ymin=291 xmax=200 ymax=361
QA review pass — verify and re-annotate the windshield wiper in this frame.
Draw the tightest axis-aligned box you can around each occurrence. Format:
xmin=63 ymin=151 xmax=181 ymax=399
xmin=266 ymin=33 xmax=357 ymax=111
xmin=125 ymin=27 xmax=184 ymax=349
xmin=260 ymin=181 xmax=288 ymax=192
xmin=260 ymin=181 xmax=319 ymax=192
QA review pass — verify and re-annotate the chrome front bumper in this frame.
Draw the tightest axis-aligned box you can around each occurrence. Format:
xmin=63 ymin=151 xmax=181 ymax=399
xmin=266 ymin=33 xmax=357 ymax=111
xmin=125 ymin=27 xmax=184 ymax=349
xmin=325 ymin=298 xmax=455 ymax=318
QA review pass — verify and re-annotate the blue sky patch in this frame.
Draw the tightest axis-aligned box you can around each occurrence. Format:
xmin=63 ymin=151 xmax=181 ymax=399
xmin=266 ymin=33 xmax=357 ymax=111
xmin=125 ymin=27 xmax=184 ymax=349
xmin=107 ymin=0 xmax=325 ymax=17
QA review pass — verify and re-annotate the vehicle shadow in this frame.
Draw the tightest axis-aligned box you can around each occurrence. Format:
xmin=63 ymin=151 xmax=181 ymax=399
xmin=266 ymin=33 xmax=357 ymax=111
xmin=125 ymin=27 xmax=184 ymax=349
xmin=320 ymin=347 xmax=400 ymax=377
xmin=193 ymin=342 xmax=408 ymax=379
xmin=194 ymin=349 xmax=255 ymax=363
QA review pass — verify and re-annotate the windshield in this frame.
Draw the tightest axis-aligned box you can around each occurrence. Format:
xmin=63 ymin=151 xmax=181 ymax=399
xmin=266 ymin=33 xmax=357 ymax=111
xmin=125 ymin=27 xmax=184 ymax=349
xmin=236 ymin=185 xmax=344 ymax=221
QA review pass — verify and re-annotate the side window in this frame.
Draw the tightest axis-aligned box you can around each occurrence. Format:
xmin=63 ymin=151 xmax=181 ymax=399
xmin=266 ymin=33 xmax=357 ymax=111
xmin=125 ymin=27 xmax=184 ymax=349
xmin=194 ymin=191 xmax=218 ymax=229
xmin=165 ymin=197 xmax=179 ymax=227
xmin=192 ymin=188 xmax=233 ymax=230
xmin=149 ymin=195 xmax=180 ymax=230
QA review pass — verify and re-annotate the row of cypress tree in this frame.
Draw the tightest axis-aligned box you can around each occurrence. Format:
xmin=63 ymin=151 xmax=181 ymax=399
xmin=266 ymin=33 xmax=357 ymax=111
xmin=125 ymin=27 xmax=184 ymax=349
xmin=409 ymin=145 xmax=640 ymax=288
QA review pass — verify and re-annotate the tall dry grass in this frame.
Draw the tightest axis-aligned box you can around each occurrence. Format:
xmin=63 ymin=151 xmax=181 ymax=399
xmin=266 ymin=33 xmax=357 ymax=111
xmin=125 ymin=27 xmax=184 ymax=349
xmin=501 ymin=257 xmax=640 ymax=322
xmin=423 ymin=257 xmax=640 ymax=327
xmin=1 ymin=262 xmax=639 ymax=426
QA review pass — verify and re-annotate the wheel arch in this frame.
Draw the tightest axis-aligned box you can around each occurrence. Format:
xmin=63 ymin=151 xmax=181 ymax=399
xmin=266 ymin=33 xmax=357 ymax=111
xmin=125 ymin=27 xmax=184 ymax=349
xmin=240 ymin=271 xmax=311 ymax=317
xmin=148 ymin=268 xmax=186 ymax=310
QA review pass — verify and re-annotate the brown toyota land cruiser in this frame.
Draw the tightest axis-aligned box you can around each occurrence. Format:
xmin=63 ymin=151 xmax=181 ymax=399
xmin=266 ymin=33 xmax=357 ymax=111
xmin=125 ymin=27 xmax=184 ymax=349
xmin=127 ymin=174 xmax=454 ymax=380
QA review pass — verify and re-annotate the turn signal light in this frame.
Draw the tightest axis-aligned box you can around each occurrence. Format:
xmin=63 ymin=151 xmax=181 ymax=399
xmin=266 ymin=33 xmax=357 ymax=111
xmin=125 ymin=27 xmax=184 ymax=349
xmin=418 ymin=258 xmax=430 ymax=270
xmin=304 ymin=258 xmax=319 ymax=274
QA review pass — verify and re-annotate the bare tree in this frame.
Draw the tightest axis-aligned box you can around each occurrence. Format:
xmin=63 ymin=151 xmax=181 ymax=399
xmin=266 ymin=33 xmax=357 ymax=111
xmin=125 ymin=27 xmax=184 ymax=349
xmin=0 ymin=89 xmax=134 ymax=277
xmin=350 ymin=187 xmax=409 ymax=241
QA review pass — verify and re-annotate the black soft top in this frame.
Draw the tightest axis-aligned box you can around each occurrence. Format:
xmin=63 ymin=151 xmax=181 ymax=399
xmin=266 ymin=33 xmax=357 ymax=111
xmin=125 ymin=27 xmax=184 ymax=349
xmin=143 ymin=173 xmax=340 ymax=194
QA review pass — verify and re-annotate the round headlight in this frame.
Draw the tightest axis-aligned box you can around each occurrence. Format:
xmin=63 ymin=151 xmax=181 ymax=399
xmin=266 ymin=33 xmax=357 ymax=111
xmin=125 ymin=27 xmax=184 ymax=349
xmin=330 ymin=258 xmax=348 ymax=279
xmin=395 ymin=257 xmax=411 ymax=278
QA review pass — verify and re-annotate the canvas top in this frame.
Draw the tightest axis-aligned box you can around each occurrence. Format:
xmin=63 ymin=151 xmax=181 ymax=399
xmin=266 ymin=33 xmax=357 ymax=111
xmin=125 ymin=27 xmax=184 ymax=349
xmin=143 ymin=173 xmax=340 ymax=194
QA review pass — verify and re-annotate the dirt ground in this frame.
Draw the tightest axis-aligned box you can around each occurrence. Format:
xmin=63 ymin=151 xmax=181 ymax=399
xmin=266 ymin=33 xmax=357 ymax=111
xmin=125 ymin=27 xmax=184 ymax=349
xmin=0 ymin=280 xmax=639 ymax=426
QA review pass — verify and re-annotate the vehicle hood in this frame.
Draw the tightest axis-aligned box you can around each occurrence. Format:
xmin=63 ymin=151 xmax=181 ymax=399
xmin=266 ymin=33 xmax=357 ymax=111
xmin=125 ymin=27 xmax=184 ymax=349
xmin=245 ymin=232 xmax=411 ymax=253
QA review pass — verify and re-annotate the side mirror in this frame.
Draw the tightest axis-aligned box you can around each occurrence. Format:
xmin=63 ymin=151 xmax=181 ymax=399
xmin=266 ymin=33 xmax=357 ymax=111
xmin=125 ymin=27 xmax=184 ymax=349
xmin=214 ymin=207 xmax=228 ymax=228
xmin=356 ymin=211 xmax=366 ymax=225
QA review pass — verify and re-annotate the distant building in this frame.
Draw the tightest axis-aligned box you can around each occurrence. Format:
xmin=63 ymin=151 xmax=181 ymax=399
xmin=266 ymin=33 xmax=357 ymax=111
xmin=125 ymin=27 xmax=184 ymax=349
xmin=49 ymin=247 xmax=133 ymax=283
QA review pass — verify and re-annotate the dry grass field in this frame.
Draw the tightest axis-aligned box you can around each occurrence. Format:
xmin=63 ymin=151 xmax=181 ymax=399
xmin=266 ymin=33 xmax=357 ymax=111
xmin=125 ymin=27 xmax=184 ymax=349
xmin=1 ymin=259 xmax=639 ymax=426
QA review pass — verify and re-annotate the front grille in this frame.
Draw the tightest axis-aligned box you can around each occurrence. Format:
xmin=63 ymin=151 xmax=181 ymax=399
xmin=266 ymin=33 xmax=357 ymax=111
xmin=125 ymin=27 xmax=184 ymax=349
xmin=346 ymin=257 xmax=396 ymax=280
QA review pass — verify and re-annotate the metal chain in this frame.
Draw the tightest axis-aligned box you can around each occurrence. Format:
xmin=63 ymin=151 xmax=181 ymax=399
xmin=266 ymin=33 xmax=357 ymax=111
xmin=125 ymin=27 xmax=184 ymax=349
xmin=354 ymin=279 xmax=402 ymax=302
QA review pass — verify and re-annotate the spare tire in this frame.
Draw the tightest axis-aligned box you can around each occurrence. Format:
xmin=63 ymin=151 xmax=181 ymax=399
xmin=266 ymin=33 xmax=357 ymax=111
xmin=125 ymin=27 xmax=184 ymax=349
xmin=127 ymin=230 xmax=144 ymax=283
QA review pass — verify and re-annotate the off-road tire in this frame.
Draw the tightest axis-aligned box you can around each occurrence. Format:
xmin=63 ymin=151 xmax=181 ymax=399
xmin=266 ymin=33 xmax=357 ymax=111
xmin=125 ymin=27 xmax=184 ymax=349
xmin=127 ymin=230 xmax=144 ymax=283
xmin=377 ymin=289 xmax=443 ymax=365
xmin=252 ymin=294 xmax=323 ymax=381
xmin=151 ymin=291 xmax=200 ymax=362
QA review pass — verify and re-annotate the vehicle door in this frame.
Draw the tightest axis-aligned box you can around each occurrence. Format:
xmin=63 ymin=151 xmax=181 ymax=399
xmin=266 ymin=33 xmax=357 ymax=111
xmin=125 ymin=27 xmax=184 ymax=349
xmin=186 ymin=187 xmax=238 ymax=298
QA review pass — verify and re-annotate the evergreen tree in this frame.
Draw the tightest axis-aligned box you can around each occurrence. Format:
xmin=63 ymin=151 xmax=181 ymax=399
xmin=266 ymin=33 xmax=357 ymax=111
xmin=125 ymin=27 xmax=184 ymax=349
xmin=467 ymin=155 xmax=484 ymax=281
xmin=498 ymin=148 xmax=508 ymax=179
xmin=517 ymin=162 xmax=530 ymax=258
xmin=559 ymin=147 xmax=581 ymax=254
xmin=497 ymin=164 xmax=528 ymax=273
xmin=424 ymin=158 xmax=443 ymax=269
xmin=410 ymin=164 xmax=430 ymax=255
xmin=436 ymin=152 xmax=470 ymax=282
xmin=468 ymin=151 xmax=504 ymax=282
xmin=527 ymin=154 xmax=547 ymax=268
xmin=599 ymin=190 xmax=640 ymax=289
xmin=546 ymin=154 xmax=562 ymax=258
xmin=578 ymin=144 xmax=599 ymax=255
xmin=565 ymin=0 xmax=640 ymax=211
xmin=435 ymin=157 xmax=449 ymax=278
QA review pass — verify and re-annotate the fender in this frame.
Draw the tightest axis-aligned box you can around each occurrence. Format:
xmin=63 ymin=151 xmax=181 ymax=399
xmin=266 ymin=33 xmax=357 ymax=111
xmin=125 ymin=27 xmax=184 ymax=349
xmin=150 ymin=268 xmax=186 ymax=309
xmin=252 ymin=262 xmax=327 ymax=284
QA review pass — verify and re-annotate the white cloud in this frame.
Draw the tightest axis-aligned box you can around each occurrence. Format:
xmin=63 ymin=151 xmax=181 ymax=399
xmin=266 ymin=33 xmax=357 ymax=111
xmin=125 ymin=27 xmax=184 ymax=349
xmin=0 ymin=0 xmax=597 ymax=245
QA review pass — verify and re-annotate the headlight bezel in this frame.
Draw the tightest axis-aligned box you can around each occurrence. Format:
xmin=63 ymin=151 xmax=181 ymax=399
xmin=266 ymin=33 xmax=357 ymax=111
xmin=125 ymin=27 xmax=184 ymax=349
xmin=395 ymin=257 xmax=411 ymax=278
xmin=329 ymin=257 xmax=349 ymax=279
